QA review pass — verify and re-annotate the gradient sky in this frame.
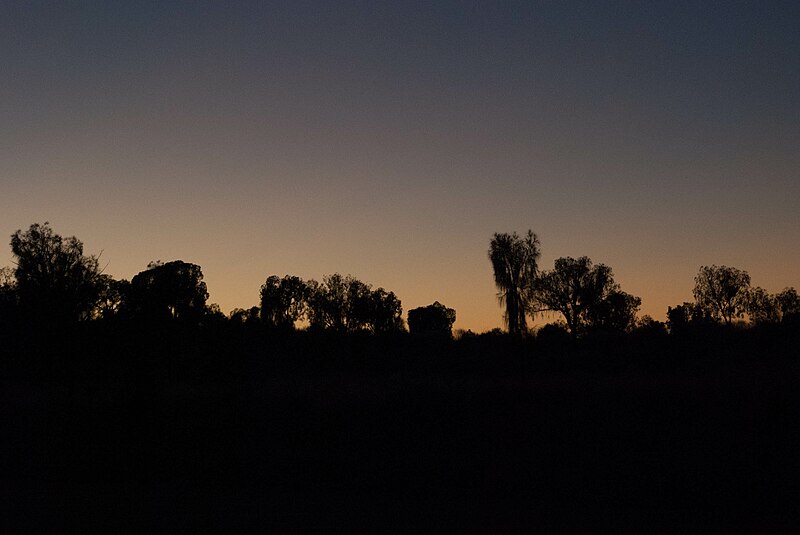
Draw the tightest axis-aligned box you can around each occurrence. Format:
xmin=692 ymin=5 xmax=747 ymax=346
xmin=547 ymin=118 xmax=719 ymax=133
xmin=2 ymin=1 xmax=798 ymax=331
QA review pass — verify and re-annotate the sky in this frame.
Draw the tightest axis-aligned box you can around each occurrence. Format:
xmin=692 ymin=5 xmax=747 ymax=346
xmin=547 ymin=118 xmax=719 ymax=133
xmin=2 ymin=1 xmax=798 ymax=331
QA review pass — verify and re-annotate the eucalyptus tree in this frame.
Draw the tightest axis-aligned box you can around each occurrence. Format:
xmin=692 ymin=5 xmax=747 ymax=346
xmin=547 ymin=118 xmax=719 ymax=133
xmin=306 ymin=274 xmax=404 ymax=333
xmin=692 ymin=265 xmax=750 ymax=325
xmin=126 ymin=260 xmax=209 ymax=322
xmin=260 ymin=275 xmax=309 ymax=330
xmin=775 ymin=288 xmax=800 ymax=323
xmin=533 ymin=256 xmax=640 ymax=336
xmin=306 ymin=274 xmax=350 ymax=331
xmin=368 ymin=288 xmax=405 ymax=333
xmin=10 ymin=222 xmax=103 ymax=322
xmin=488 ymin=230 xmax=541 ymax=336
xmin=745 ymin=286 xmax=800 ymax=325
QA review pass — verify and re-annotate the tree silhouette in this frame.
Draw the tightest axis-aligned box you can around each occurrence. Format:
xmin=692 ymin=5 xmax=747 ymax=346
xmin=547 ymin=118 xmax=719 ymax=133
xmin=408 ymin=301 xmax=456 ymax=337
xmin=745 ymin=286 xmax=800 ymax=325
xmin=10 ymin=222 xmax=103 ymax=323
xmin=307 ymin=274 xmax=349 ymax=331
xmin=126 ymin=260 xmax=209 ymax=322
xmin=532 ymin=256 xmax=639 ymax=336
xmin=745 ymin=287 xmax=779 ymax=325
xmin=488 ymin=230 xmax=540 ymax=336
xmin=306 ymin=274 xmax=404 ymax=333
xmin=587 ymin=289 xmax=642 ymax=333
xmin=344 ymin=277 xmax=374 ymax=332
xmin=775 ymin=288 xmax=800 ymax=323
xmin=693 ymin=265 xmax=750 ymax=325
xmin=368 ymin=288 xmax=405 ymax=333
xmin=260 ymin=275 xmax=309 ymax=330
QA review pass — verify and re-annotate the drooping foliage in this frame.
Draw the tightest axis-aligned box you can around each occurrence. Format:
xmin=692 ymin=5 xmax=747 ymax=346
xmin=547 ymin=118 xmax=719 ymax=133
xmin=488 ymin=230 xmax=540 ymax=336
xmin=306 ymin=274 xmax=404 ymax=333
xmin=260 ymin=275 xmax=310 ymax=330
xmin=306 ymin=274 xmax=350 ymax=331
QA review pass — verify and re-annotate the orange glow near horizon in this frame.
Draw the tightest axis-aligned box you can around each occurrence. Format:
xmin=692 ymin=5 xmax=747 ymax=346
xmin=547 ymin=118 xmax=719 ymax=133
xmin=2 ymin=3 xmax=798 ymax=332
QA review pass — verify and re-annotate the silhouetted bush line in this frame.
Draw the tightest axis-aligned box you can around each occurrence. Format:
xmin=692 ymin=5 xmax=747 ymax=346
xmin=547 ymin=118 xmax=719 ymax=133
xmin=0 ymin=224 xmax=796 ymax=337
xmin=0 ymin=222 xmax=798 ymax=370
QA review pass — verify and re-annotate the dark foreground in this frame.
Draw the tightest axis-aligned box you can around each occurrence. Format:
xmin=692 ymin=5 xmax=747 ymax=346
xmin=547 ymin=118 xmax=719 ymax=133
xmin=2 ymin=325 xmax=800 ymax=532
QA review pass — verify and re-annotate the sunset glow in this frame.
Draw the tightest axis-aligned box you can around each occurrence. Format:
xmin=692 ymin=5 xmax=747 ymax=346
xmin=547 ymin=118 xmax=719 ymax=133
xmin=2 ymin=2 xmax=798 ymax=332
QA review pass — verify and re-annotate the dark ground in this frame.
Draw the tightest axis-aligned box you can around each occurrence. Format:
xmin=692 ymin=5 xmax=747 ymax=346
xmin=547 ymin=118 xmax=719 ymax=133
xmin=2 ymin=325 xmax=799 ymax=532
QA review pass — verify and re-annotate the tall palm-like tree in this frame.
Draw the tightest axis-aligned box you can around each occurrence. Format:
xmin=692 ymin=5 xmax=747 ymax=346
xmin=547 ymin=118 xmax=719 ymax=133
xmin=489 ymin=230 xmax=541 ymax=336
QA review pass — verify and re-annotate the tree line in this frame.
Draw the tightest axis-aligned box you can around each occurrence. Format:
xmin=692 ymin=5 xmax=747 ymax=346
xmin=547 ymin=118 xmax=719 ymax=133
xmin=0 ymin=222 xmax=456 ymax=337
xmin=488 ymin=230 xmax=799 ymax=337
xmin=1 ymin=222 xmax=797 ymax=339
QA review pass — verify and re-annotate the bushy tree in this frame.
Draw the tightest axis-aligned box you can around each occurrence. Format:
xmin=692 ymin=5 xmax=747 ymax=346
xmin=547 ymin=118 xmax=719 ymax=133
xmin=775 ymin=288 xmax=800 ymax=323
xmin=125 ymin=260 xmax=209 ymax=322
xmin=745 ymin=287 xmax=779 ymax=325
xmin=306 ymin=274 xmax=404 ymax=333
xmin=345 ymin=277 xmax=374 ymax=331
xmin=532 ymin=256 xmax=640 ymax=336
xmin=488 ymin=230 xmax=540 ymax=336
xmin=10 ymin=222 xmax=103 ymax=322
xmin=307 ymin=274 xmax=349 ymax=331
xmin=368 ymin=288 xmax=405 ymax=333
xmin=408 ymin=301 xmax=456 ymax=337
xmin=587 ymin=289 xmax=642 ymax=333
xmin=260 ymin=275 xmax=309 ymax=330
xmin=692 ymin=265 xmax=750 ymax=325
xmin=745 ymin=286 xmax=800 ymax=325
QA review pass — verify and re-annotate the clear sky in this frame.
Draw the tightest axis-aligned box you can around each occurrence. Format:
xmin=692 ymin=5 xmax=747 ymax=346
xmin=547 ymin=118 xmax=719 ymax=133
xmin=2 ymin=1 xmax=798 ymax=331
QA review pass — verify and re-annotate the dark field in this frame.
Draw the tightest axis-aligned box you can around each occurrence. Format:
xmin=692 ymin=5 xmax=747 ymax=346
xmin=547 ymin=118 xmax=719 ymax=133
xmin=3 ymin=326 xmax=799 ymax=532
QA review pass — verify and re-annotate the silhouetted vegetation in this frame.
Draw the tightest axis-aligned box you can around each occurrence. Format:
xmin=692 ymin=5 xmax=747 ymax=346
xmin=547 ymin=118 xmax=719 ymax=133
xmin=124 ymin=260 xmax=209 ymax=323
xmin=408 ymin=301 xmax=457 ymax=337
xmin=532 ymin=256 xmax=641 ymax=336
xmin=260 ymin=275 xmax=309 ymax=330
xmin=488 ymin=230 xmax=540 ymax=336
xmin=745 ymin=286 xmax=800 ymax=325
xmin=693 ymin=264 xmax=751 ymax=325
xmin=10 ymin=222 xmax=104 ymax=323
xmin=2 ymin=222 xmax=799 ymax=531
xmin=305 ymin=273 xmax=404 ymax=333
